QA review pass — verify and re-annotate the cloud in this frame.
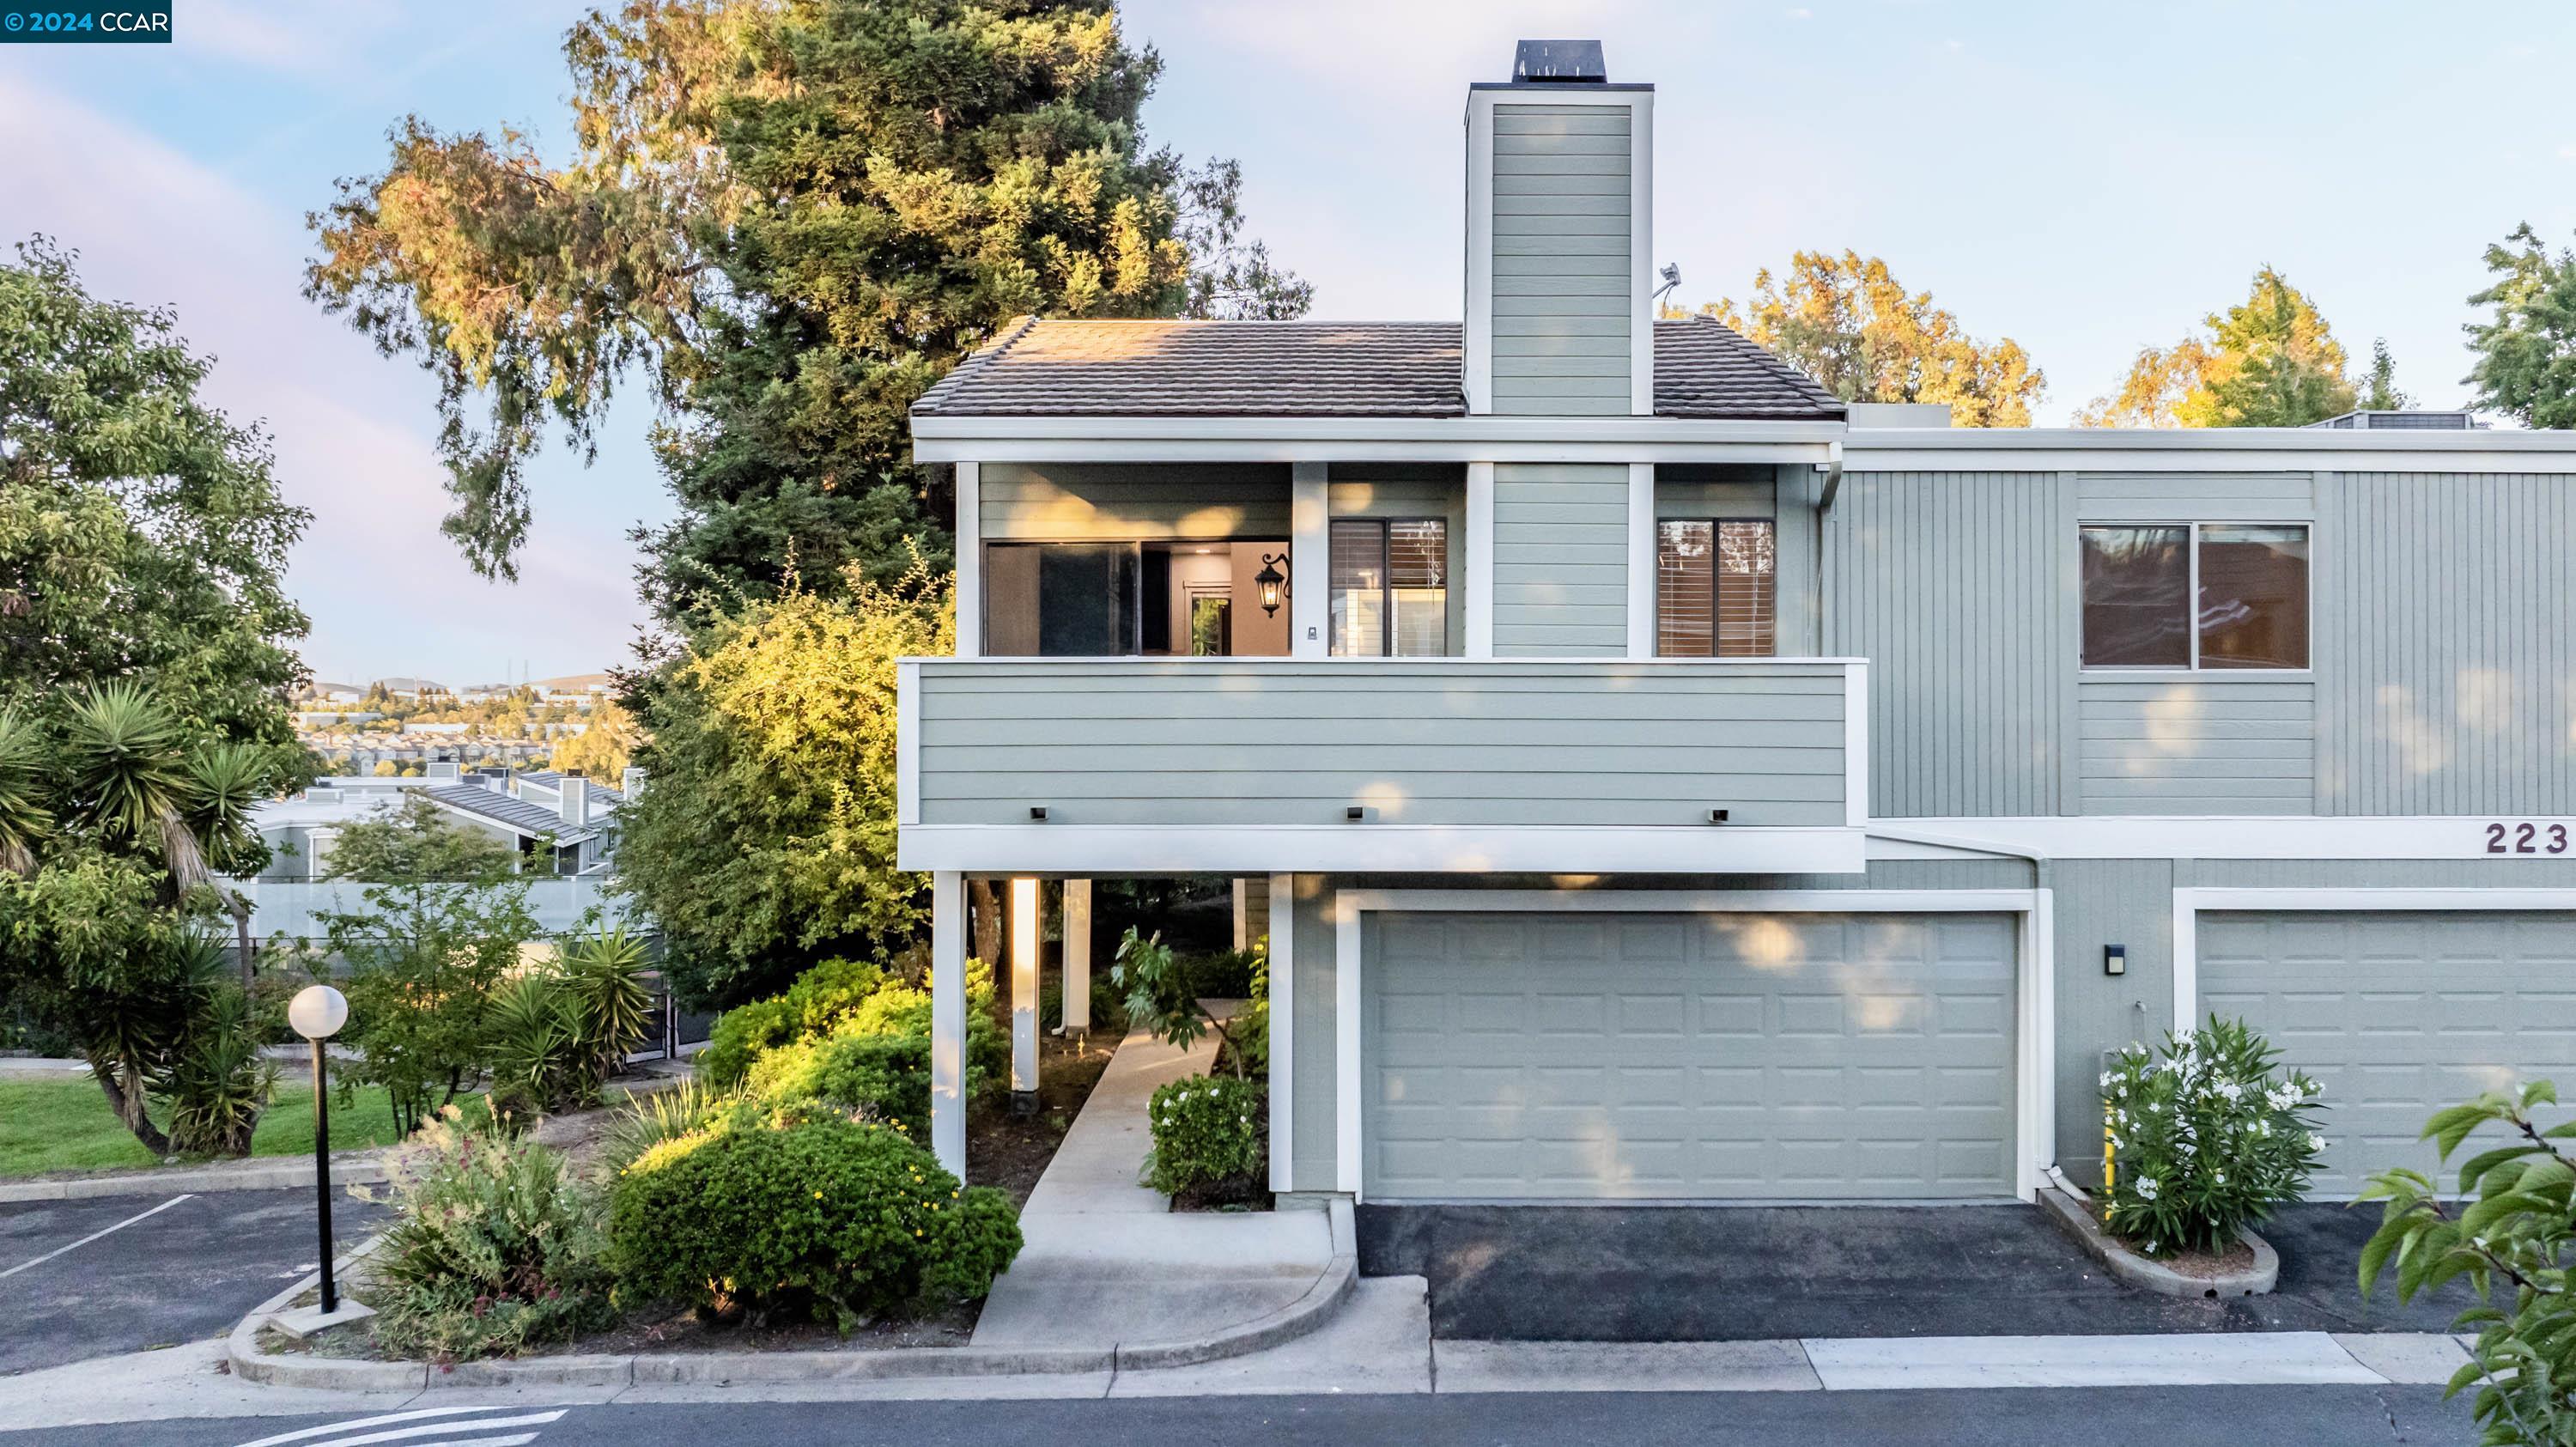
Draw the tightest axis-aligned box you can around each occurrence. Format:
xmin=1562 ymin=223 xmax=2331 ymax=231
xmin=186 ymin=0 xmax=406 ymax=76
xmin=0 ymin=73 xmax=655 ymax=682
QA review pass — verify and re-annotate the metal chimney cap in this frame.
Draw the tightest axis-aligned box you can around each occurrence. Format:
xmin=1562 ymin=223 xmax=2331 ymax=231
xmin=1513 ymin=39 xmax=1607 ymax=82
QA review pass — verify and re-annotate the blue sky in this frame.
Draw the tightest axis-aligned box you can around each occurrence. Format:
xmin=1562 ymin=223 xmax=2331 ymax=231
xmin=4 ymin=1 xmax=2571 ymax=684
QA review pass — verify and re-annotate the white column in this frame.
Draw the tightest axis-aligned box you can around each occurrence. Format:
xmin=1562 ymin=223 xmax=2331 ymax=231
xmin=930 ymin=870 xmax=966 ymax=1177
xmin=1626 ymin=461 xmax=1656 ymax=659
xmin=1062 ymin=879 xmax=1091 ymax=1035
xmin=1465 ymin=462 xmax=1496 ymax=659
xmin=1267 ymin=872 xmax=1295 ymax=1194
xmin=1290 ymin=462 xmax=1329 ymax=658
xmin=1010 ymin=876 xmax=1040 ymax=1096
xmin=953 ymin=461 xmax=981 ymax=658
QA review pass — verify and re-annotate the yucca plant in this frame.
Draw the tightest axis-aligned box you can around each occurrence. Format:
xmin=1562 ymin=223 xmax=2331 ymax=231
xmin=0 ymin=708 xmax=52 ymax=878
xmin=487 ymin=973 xmax=592 ymax=1126
xmin=557 ymin=925 xmax=654 ymax=1083
xmin=161 ymin=970 xmax=278 ymax=1157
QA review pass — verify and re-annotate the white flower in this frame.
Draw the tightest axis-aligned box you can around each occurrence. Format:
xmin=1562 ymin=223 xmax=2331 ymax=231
xmin=2099 ymin=1072 xmax=2113 ymax=1089
xmin=2214 ymin=1171 xmax=2227 ymax=1185
xmin=2309 ymin=1133 xmax=2328 ymax=1152
xmin=2136 ymin=1176 xmax=2160 ymax=1201
xmin=2142 ymin=1241 xmax=2158 ymax=1254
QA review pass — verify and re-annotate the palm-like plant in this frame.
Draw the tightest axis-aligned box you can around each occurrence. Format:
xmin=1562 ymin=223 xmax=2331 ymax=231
xmin=558 ymin=924 xmax=655 ymax=1083
xmin=0 ymin=708 xmax=52 ymax=878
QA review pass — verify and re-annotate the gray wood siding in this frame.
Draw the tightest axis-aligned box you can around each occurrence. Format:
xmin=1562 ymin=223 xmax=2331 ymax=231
xmin=979 ymin=462 xmax=1291 ymax=539
xmin=1489 ymin=104 xmax=1631 ymax=416
xmin=2078 ymin=680 xmax=2317 ymax=814
xmin=1492 ymin=463 xmax=1629 ymax=655
xmin=911 ymin=659 xmax=1850 ymax=829
xmin=2314 ymin=471 xmax=2576 ymax=814
xmin=1821 ymin=471 xmax=2071 ymax=818
xmin=2077 ymin=472 xmax=2318 ymax=522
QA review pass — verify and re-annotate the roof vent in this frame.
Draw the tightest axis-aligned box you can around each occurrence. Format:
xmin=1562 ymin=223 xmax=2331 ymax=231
xmin=1512 ymin=39 xmax=1606 ymax=82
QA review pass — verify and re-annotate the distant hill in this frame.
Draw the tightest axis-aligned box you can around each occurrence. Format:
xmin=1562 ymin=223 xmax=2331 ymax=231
xmin=532 ymin=672 xmax=616 ymax=691
xmin=368 ymin=676 xmax=447 ymax=693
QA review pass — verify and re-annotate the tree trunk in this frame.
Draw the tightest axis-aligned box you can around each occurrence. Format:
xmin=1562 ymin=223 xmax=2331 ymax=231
xmin=88 ymin=1055 xmax=173 ymax=1157
xmin=969 ymin=878 xmax=1001 ymax=964
xmin=233 ymin=901 xmax=255 ymax=994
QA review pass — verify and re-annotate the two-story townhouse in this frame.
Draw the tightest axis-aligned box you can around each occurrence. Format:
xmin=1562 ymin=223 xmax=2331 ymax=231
xmin=898 ymin=40 xmax=2576 ymax=1213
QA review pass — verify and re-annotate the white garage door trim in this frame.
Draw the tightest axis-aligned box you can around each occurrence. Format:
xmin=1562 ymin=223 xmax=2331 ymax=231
xmin=2171 ymin=887 xmax=2576 ymax=1028
xmin=1334 ymin=888 xmax=2055 ymax=1203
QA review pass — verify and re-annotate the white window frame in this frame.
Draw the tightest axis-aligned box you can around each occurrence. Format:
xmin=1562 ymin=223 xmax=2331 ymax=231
xmin=1328 ymin=515 xmax=1449 ymax=658
xmin=2077 ymin=520 xmax=2313 ymax=674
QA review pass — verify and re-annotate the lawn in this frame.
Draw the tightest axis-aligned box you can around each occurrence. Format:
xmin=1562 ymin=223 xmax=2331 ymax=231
xmin=0 ymin=1075 xmax=416 ymax=1177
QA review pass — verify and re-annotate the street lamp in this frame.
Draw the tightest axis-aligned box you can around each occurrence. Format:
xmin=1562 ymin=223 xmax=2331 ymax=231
xmin=289 ymin=985 xmax=349 ymax=1317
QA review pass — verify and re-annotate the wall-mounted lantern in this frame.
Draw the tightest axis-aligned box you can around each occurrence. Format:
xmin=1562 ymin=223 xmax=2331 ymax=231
xmin=1255 ymin=552 xmax=1290 ymax=617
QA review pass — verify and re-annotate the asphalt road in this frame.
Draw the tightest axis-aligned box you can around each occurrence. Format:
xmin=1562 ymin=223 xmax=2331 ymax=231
xmin=0 ymin=1385 xmax=2476 ymax=1447
xmin=0 ymin=1186 xmax=392 ymax=1377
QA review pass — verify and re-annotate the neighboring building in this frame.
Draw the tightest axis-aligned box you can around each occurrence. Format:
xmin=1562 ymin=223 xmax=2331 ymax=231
xmin=898 ymin=40 xmax=2576 ymax=1209
xmin=238 ymin=761 xmax=635 ymax=939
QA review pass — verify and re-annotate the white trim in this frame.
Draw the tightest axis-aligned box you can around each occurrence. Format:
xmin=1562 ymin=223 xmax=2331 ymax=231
xmin=929 ymin=870 xmax=966 ymax=1178
xmin=1267 ymin=872 xmax=1295 ymax=1195
xmin=895 ymin=659 xmax=920 ymax=827
xmin=914 ymin=411 xmax=1842 ymax=449
xmin=1334 ymin=891 xmax=1360 ymax=1195
xmin=1463 ymin=93 xmax=1494 ymax=416
xmin=1844 ymin=426 xmax=2576 ymax=473
xmin=1290 ymin=462 xmax=1329 ymax=658
xmin=1869 ymin=816 xmax=2576 ymax=861
xmin=1844 ymin=660 xmax=1870 ymax=830
xmin=918 ymin=435 xmax=1840 ymax=466
xmin=2171 ymin=886 xmax=2576 ymax=1032
xmin=1628 ymin=87 xmax=1655 ymax=416
xmin=897 ymin=824 xmax=1865 ymax=877
xmin=1625 ymin=462 xmax=1655 ymax=658
xmin=1465 ymin=462 xmax=1496 ymax=658
xmin=952 ymin=461 xmax=981 ymax=659
xmin=1331 ymin=887 xmax=2050 ymax=1204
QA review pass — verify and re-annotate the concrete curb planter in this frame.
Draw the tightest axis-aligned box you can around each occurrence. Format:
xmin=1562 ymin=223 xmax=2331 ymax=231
xmin=2038 ymin=1185 xmax=2279 ymax=1299
xmin=226 ymin=1201 xmax=1360 ymax=1389
xmin=0 ymin=1158 xmax=387 ymax=1204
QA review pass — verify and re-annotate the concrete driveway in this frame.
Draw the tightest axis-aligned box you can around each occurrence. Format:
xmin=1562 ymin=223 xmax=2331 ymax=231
xmin=1358 ymin=1201 xmax=2477 ymax=1341
xmin=0 ymin=1187 xmax=392 ymax=1376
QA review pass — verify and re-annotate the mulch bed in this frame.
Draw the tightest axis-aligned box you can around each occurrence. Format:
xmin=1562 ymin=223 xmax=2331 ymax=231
xmin=968 ymin=1026 xmax=1117 ymax=1211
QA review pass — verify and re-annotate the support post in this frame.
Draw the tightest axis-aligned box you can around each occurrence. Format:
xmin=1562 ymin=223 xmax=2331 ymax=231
xmin=1009 ymin=876 xmax=1040 ymax=1107
xmin=1291 ymin=462 xmax=1328 ymax=658
xmin=1062 ymin=879 xmax=1091 ymax=1035
xmin=931 ymin=870 xmax=966 ymax=1177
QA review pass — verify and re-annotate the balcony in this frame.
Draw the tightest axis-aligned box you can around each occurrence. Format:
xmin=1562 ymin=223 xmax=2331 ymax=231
xmin=896 ymin=657 xmax=1867 ymax=875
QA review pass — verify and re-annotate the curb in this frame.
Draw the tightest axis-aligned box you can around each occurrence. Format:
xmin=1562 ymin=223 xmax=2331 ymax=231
xmin=227 ymin=1201 xmax=1361 ymax=1390
xmin=0 ymin=1159 xmax=388 ymax=1204
xmin=2038 ymin=1185 xmax=2280 ymax=1298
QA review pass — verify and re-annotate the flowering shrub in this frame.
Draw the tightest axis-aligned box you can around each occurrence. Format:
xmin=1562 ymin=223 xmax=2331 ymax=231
xmin=369 ymin=1107 xmax=618 ymax=1361
xmin=1145 ymin=1073 xmax=1263 ymax=1197
xmin=2100 ymin=1015 xmax=2325 ymax=1255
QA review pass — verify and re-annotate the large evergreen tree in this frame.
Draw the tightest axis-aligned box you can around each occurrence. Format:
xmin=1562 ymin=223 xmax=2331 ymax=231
xmin=0 ymin=240 xmax=313 ymax=1152
xmin=307 ymin=0 xmax=1307 ymax=625
xmin=2464 ymin=222 xmax=2576 ymax=429
xmin=2079 ymin=266 xmax=2357 ymax=428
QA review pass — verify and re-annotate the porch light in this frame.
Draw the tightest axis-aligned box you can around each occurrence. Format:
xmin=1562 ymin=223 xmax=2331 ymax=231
xmin=1255 ymin=553 xmax=1290 ymax=617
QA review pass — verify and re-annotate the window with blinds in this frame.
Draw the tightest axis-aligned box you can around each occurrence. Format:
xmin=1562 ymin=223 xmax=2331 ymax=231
xmin=1331 ymin=518 xmax=1448 ymax=656
xmin=1656 ymin=520 xmax=1776 ymax=657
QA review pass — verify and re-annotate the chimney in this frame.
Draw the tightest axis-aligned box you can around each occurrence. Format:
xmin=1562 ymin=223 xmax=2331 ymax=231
xmin=559 ymin=773 xmax=591 ymax=829
xmin=1464 ymin=40 xmax=1652 ymax=417
xmin=621 ymin=766 xmax=646 ymax=798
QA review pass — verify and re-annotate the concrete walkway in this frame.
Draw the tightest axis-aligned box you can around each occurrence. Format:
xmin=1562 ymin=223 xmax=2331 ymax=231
xmin=969 ymin=1026 xmax=1352 ymax=1362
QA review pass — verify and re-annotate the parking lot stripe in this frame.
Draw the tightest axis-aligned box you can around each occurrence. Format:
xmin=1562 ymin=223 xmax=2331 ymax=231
xmin=0 ymin=1193 xmax=195 ymax=1280
xmin=235 ymin=1409 xmax=567 ymax=1447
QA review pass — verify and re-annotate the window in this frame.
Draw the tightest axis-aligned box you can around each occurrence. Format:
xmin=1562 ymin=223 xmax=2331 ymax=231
xmin=1330 ymin=518 xmax=1448 ymax=655
xmin=1656 ymin=520 xmax=1776 ymax=657
xmin=982 ymin=543 xmax=1138 ymax=656
xmin=2080 ymin=523 xmax=2308 ymax=670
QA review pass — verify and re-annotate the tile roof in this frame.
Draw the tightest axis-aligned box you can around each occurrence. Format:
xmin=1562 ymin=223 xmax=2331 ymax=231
xmin=910 ymin=316 xmax=1844 ymax=422
xmin=423 ymin=786 xmax=597 ymax=842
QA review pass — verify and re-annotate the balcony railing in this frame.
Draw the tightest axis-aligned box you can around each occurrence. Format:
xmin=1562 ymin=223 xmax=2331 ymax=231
xmin=897 ymin=656 xmax=1866 ymax=875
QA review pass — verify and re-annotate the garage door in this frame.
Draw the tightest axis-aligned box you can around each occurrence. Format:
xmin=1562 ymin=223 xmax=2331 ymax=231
xmin=2200 ymin=911 xmax=2576 ymax=1196
xmin=1364 ymin=910 xmax=2020 ymax=1201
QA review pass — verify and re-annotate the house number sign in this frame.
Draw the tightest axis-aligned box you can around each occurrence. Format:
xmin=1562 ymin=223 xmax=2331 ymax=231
xmin=2486 ymin=822 xmax=2572 ymax=854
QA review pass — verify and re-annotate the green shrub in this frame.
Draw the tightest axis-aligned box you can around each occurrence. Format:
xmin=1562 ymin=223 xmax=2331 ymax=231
xmin=485 ymin=973 xmax=597 ymax=1124
xmin=598 ymin=1079 xmax=740 ymax=1177
xmin=2100 ymin=1015 xmax=2324 ymax=1255
xmin=608 ymin=1113 xmax=1020 ymax=1328
xmin=1145 ymin=1073 xmax=1263 ymax=1197
xmin=696 ymin=957 xmax=1015 ymax=1091
xmin=2361 ymin=1081 xmax=2576 ymax=1444
xmin=556 ymin=925 xmax=655 ymax=1081
xmin=1185 ymin=947 xmax=1262 ymax=1000
xmin=371 ymin=1109 xmax=618 ymax=1360
xmin=745 ymin=1031 xmax=933 ymax=1134
xmin=696 ymin=997 xmax=793 ymax=1088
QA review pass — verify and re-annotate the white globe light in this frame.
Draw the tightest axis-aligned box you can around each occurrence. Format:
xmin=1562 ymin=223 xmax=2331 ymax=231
xmin=289 ymin=985 xmax=349 ymax=1041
